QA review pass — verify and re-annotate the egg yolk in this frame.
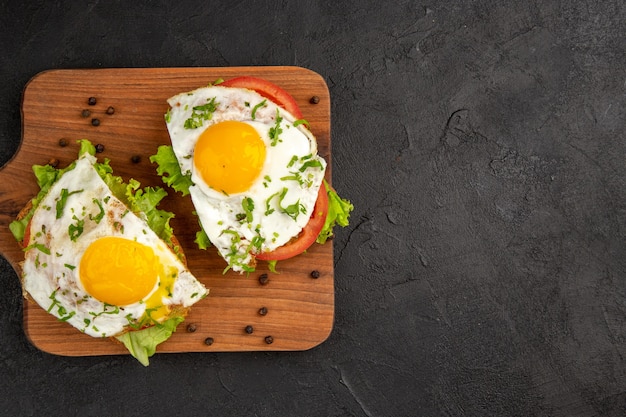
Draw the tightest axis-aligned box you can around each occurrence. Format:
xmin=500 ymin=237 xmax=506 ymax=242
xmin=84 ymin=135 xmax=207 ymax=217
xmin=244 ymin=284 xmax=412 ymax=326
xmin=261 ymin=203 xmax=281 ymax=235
xmin=80 ymin=237 xmax=160 ymax=306
xmin=194 ymin=120 xmax=266 ymax=194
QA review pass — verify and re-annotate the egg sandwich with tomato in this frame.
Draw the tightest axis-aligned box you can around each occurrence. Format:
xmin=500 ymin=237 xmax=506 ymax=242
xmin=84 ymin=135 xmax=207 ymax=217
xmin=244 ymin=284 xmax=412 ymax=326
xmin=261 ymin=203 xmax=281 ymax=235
xmin=9 ymin=140 xmax=208 ymax=365
xmin=150 ymin=76 xmax=352 ymax=273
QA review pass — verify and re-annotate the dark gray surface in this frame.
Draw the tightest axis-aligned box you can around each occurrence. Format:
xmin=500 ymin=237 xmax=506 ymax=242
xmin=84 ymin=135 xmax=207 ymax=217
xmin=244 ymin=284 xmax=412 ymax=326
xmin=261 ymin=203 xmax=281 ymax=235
xmin=1 ymin=1 xmax=625 ymax=416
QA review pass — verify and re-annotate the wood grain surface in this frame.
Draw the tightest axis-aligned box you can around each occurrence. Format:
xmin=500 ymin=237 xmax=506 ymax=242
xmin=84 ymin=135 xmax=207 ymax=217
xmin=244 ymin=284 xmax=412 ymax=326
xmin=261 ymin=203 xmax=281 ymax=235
xmin=0 ymin=66 xmax=334 ymax=356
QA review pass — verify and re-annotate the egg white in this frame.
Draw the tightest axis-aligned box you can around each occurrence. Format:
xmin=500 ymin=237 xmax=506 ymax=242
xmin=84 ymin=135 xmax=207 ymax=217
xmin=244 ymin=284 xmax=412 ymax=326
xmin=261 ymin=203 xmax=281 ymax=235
xmin=165 ymin=85 xmax=327 ymax=272
xmin=21 ymin=154 xmax=207 ymax=337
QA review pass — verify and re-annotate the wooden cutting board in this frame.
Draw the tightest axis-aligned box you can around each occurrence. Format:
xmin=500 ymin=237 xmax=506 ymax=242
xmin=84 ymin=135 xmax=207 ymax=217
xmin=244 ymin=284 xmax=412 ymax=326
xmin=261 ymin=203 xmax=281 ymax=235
xmin=0 ymin=66 xmax=334 ymax=357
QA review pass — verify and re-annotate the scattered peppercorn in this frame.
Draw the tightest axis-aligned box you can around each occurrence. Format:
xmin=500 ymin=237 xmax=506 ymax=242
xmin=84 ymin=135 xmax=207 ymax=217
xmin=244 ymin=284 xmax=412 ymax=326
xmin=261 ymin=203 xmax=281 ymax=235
xmin=106 ymin=106 xmax=115 ymax=115
xmin=258 ymin=307 xmax=268 ymax=316
xmin=245 ymin=325 xmax=254 ymax=334
xmin=48 ymin=158 xmax=59 ymax=168
xmin=309 ymin=95 xmax=320 ymax=104
xmin=88 ymin=97 xmax=97 ymax=106
xmin=264 ymin=336 xmax=274 ymax=344
xmin=204 ymin=337 xmax=214 ymax=346
xmin=91 ymin=118 xmax=100 ymax=127
xmin=187 ymin=323 xmax=197 ymax=333
xmin=131 ymin=155 xmax=141 ymax=164
xmin=95 ymin=143 xmax=105 ymax=153
xmin=81 ymin=109 xmax=91 ymax=118
xmin=58 ymin=138 xmax=68 ymax=147
xmin=310 ymin=270 xmax=321 ymax=279
xmin=258 ymin=273 xmax=269 ymax=285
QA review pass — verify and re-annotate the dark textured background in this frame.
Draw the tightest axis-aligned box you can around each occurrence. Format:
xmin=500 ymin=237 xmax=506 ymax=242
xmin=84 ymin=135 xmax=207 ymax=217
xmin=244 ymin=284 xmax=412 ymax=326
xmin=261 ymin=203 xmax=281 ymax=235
xmin=1 ymin=1 xmax=625 ymax=416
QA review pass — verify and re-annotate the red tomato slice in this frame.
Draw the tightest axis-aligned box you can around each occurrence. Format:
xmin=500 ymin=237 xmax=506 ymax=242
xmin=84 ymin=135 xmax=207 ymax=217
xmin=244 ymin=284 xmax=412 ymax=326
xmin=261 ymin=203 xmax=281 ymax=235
xmin=255 ymin=184 xmax=329 ymax=261
xmin=220 ymin=76 xmax=304 ymax=119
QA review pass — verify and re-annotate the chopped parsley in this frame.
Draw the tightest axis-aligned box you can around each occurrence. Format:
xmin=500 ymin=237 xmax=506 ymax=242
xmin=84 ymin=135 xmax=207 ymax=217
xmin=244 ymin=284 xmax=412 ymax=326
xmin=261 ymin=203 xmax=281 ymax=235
xmin=68 ymin=215 xmax=85 ymax=242
xmin=265 ymin=190 xmax=279 ymax=216
xmin=47 ymin=290 xmax=75 ymax=322
xmin=220 ymin=229 xmax=254 ymax=274
xmin=277 ymin=187 xmax=305 ymax=221
xmin=56 ymin=188 xmax=83 ymax=219
xmin=299 ymin=159 xmax=324 ymax=172
xmin=89 ymin=198 xmax=105 ymax=224
xmin=268 ymin=109 xmax=283 ymax=146
xmin=265 ymin=188 xmax=306 ymax=221
xmin=287 ymin=155 xmax=298 ymax=168
xmin=241 ymin=197 xmax=254 ymax=223
xmin=293 ymin=119 xmax=310 ymax=128
xmin=184 ymin=97 xmax=219 ymax=129
xmin=251 ymin=99 xmax=267 ymax=120
xmin=23 ymin=242 xmax=50 ymax=255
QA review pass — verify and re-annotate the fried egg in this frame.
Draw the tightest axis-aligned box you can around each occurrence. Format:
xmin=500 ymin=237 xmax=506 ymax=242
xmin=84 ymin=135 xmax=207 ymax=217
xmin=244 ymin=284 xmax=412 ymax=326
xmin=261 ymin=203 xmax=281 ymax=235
xmin=165 ymin=85 xmax=326 ymax=272
xmin=21 ymin=154 xmax=207 ymax=337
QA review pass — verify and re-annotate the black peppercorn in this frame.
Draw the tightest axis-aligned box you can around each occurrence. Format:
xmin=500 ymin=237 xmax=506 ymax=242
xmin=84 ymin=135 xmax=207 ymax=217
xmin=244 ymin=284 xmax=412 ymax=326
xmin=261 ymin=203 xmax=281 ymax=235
xmin=88 ymin=97 xmax=97 ymax=106
xmin=106 ymin=106 xmax=115 ymax=115
xmin=245 ymin=325 xmax=254 ymax=334
xmin=58 ymin=138 xmax=68 ymax=147
xmin=95 ymin=143 xmax=105 ymax=153
xmin=81 ymin=109 xmax=91 ymax=118
xmin=309 ymin=95 xmax=320 ymax=104
xmin=258 ymin=307 xmax=268 ymax=316
xmin=204 ymin=337 xmax=214 ymax=346
xmin=258 ymin=273 xmax=269 ymax=285
xmin=310 ymin=270 xmax=320 ymax=279
xmin=264 ymin=336 xmax=274 ymax=344
xmin=91 ymin=118 xmax=100 ymax=127
xmin=131 ymin=155 xmax=141 ymax=164
xmin=187 ymin=323 xmax=197 ymax=333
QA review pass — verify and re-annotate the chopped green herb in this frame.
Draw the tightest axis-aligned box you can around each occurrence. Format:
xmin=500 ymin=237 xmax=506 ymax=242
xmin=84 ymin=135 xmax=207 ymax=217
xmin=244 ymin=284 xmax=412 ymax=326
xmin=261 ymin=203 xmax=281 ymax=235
xmin=251 ymin=235 xmax=265 ymax=251
xmin=293 ymin=119 xmax=310 ymax=128
xmin=242 ymin=197 xmax=254 ymax=223
xmin=277 ymin=187 xmax=305 ymax=221
xmin=56 ymin=188 xmax=84 ymax=219
xmin=287 ymin=155 xmax=298 ymax=168
xmin=89 ymin=198 xmax=105 ymax=224
xmin=164 ymin=108 xmax=172 ymax=123
xmin=68 ymin=215 xmax=85 ymax=242
xmin=268 ymin=109 xmax=283 ymax=146
xmin=265 ymin=190 xmax=280 ymax=216
xmin=184 ymin=97 xmax=219 ymax=129
xmin=220 ymin=229 xmax=254 ymax=274
xmin=251 ymin=99 xmax=267 ymax=120
xmin=58 ymin=311 xmax=76 ymax=322
xmin=24 ymin=242 xmax=51 ymax=255
xmin=280 ymin=171 xmax=303 ymax=185
xmin=299 ymin=159 xmax=324 ymax=172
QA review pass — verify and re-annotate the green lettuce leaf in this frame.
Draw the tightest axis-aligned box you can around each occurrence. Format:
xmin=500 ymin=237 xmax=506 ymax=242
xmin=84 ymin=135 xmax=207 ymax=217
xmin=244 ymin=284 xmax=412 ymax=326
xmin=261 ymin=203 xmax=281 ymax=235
xmin=149 ymin=145 xmax=193 ymax=196
xmin=126 ymin=184 xmax=175 ymax=248
xmin=115 ymin=315 xmax=184 ymax=366
xmin=9 ymin=158 xmax=79 ymax=242
xmin=195 ymin=229 xmax=211 ymax=250
xmin=91 ymin=154 xmax=175 ymax=248
xmin=316 ymin=180 xmax=354 ymax=244
xmin=78 ymin=139 xmax=96 ymax=157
